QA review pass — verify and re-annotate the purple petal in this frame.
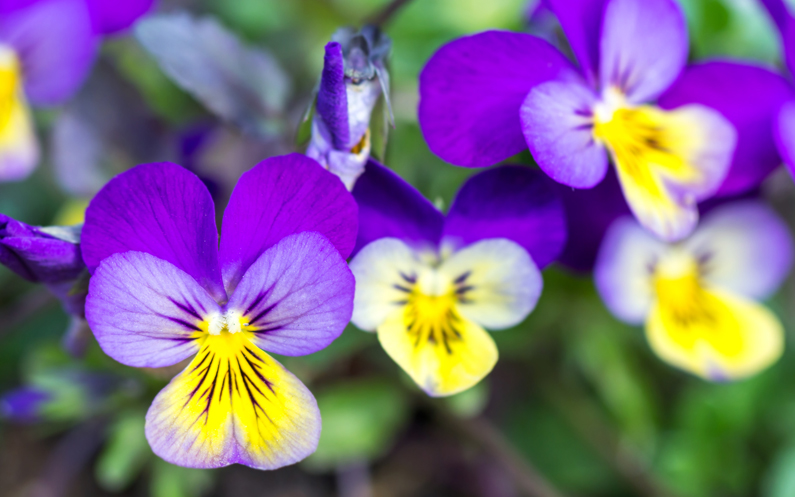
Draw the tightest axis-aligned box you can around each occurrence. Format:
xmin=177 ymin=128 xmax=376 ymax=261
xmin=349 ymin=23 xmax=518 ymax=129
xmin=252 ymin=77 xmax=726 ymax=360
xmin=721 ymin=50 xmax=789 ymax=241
xmin=316 ymin=41 xmax=349 ymax=150
xmin=0 ymin=0 xmax=98 ymax=106
xmin=227 ymin=232 xmax=354 ymax=356
xmin=599 ymin=0 xmax=687 ymax=103
xmin=520 ymin=77 xmax=608 ymax=188
xmin=659 ymin=61 xmax=795 ymax=196
xmin=82 ymin=162 xmax=226 ymax=302
xmin=545 ymin=0 xmax=607 ymax=85
xmin=351 ymin=159 xmax=443 ymax=257
xmin=1 ymin=387 xmax=50 ymax=423
xmin=442 ymin=166 xmax=567 ymax=269
xmin=759 ymin=0 xmax=795 ymax=74
xmin=85 ymin=0 xmax=154 ymax=35
xmin=218 ymin=153 xmax=357 ymax=293
xmin=418 ymin=30 xmax=575 ymax=167
xmin=684 ymin=200 xmax=793 ymax=300
xmin=775 ymin=100 xmax=795 ymax=173
xmin=556 ymin=167 xmax=630 ymax=272
xmin=85 ymin=251 xmax=220 ymax=368
xmin=0 ymin=215 xmax=84 ymax=283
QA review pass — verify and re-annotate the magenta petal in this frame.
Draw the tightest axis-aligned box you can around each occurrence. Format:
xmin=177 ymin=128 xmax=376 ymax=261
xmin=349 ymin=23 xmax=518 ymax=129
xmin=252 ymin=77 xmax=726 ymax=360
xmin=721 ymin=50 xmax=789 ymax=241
xmin=85 ymin=0 xmax=154 ymax=35
xmin=82 ymin=162 xmax=226 ymax=302
xmin=776 ymin=100 xmax=795 ymax=176
xmin=0 ymin=0 xmax=98 ymax=106
xmin=521 ymin=76 xmax=608 ymax=188
xmin=227 ymin=232 xmax=354 ymax=356
xmin=659 ymin=61 xmax=795 ymax=196
xmin=418 ymin=30 xmax=575 ymax=167
xmin=218 ymin=154 xmax=357 ymax=293
xmin=759 ymin=0 xmax=795 ymax=74
xmin=599 ymin=0 xmax=687 ymax=103
xmin=545 ymin=0 xmax=607 ymax=85
xmin=85 ymin=251 xmax=220 ymax=368
xmin=351 ymin=159 xmax=444 ymax=257
xmin=442 ymin=166 xmax=567 ymax=269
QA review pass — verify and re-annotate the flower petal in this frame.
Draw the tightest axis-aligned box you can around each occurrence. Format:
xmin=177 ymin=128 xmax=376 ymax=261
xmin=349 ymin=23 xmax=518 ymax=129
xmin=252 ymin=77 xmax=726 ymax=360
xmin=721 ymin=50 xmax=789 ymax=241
xmin=776 ymin=99 xmax=795 ymax=174
xmin=349 ymin=237 xmax=425 ymax=332
xmin=759 ymin=0 xmax=795 ymax=75
xmin=599 ymin=0 xmax=687 ymax=103
xmin=82 ymin=162 xmax=225 ymax=302
xmin=219 ymin=154 xmax=357 ymax=294
xmin=685 ymin=201 xmax=793 ymax=300
xmin=647 ymin=288 xmax=783 ymax=381
xmin=145 ymin=334 xmax=320 ymax=469
xmin=378 ymin=308 xmax=498 ymax=397
xmin=521 ymin=77 xmax=608 ymax=189
xmin=443 ymin=166 xmax=566 ymax=269
xmin=605 ymin=104 xmax=735 ymax=241
xmin=85 ymin=0 xmax=154 ymax=35
xmin=418 ymin=30 xmax=575 ymax=167
xmin=0 ymin=0 xmax=98 ymax=106
xmin=545 ymin=0 xmax=607 ymax=84
xmin=316 ymin=41 xmax=349 ymax=150
xmin=351 ymin=160 xmax=443 ymax=257
xmin=659 ymin=61 xmax=795 ymax=196
xmin=440 ymin=239 xmax=542 ymax=330
xmin=0 ymin=89 xmax=38 ymax=181
xmin=594 ymin=216 xmax=667 ymax=325
xmin=85 ymin=251 xmax=221 ymax=368
xmin=226 ymin=232 xmax=354 ymax=357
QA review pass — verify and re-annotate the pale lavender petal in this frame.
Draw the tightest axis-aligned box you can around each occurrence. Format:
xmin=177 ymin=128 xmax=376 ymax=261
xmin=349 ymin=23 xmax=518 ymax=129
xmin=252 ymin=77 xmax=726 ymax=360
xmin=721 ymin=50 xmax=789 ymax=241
xmin=226 ymin=232 xmax=354 ymax=356
xmin=85 ymin=251 xmax=221 ymax=368
xmin=418 ymin=30 xmax=575 ymax=167
xmin=442 ymin=166 xmax=567 ymax=269
xmin=0 ymin=0 xmax=98 ymax=106
xmin=599 ymin=0 xmax=687 ymax=103
xmin=521 ymin=76 xmax=608 ymax=188
xmin=545 ymin=0 xmax=608 ymax=84
xmin=685 ymin=200 xmax=793 ymax=300
xmin=316 ymin=41 xmax=349 ymax=150
xmin=85 ymin=0 xmax=155 ymax=35
xmin=351 ymin=159 xmax=443 ymax=257
xmin=218 ymin=154 xmax=357 ymax=294
xmin=81 ymin=162 xmax=226 ymax=302
xmin=659 ymin=61 xmax=794 ymax=196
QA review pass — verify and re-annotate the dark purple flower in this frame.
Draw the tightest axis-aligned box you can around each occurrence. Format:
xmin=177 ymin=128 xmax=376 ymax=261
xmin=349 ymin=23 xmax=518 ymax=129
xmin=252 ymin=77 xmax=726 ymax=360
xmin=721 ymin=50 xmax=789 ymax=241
xmin=349 ymin=161 xmax=566 ymax=396
xmin=82 ymin=154 xmax=357 ymax=470
xmin=306 ymin=26 xmax=391 ymax=190
xmin=420 ymin=0 xmax=791 ymax=243
xmin=0 ymin=387 xmax=50 ymax=423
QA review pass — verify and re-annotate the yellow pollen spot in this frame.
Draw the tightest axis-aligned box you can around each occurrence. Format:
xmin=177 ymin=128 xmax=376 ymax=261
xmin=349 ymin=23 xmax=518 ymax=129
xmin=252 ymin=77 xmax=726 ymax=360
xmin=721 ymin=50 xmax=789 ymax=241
xmin=652 ymin=252 xmax=743 ymax=358
xmin=404 ymin=289 xmax=463 ymax=353
xmin=349 ymin=128 xmax=370 ymax=156
xmin=0 ymin=47 xmax=21 ymax=132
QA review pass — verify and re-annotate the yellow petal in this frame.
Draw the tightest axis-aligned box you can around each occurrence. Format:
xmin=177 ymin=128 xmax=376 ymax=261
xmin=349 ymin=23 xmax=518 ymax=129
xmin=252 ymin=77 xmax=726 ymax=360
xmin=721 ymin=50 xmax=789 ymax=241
xmin=646 ymin=288 xmax=783 ymax=381
xmin=145 ymin=330 xmax=320 ymax=469
xmin=377 ymin=303 xmax=498 ymax=397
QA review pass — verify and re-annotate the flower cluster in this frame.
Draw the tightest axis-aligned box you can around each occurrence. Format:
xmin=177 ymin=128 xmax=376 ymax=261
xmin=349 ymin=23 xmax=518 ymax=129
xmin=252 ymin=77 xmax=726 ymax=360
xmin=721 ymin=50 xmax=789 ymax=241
xmin=1 ymin=0 xmax=795 ymax=478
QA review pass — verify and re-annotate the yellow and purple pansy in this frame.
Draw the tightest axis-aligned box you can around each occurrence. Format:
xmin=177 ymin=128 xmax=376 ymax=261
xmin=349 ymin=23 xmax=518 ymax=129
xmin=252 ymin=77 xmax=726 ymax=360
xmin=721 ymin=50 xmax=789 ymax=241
xmin=81 ymin=154 xmax=358 ymax=469
xmin=348 ymin=161 xmax=566 ymax=397
xmin=595 ymin=200 xmax=793 ymax=380
xmin=420 ymin=0 xmax=795 ymax=243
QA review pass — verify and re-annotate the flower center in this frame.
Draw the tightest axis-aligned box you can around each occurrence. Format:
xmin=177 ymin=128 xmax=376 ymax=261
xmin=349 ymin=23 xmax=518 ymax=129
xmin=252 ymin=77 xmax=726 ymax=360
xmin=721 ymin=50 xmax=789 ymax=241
xmin=0 ymin=45 xmax=21 ymax=131
xmin=205 ymin=310 xmax=245 ymax=336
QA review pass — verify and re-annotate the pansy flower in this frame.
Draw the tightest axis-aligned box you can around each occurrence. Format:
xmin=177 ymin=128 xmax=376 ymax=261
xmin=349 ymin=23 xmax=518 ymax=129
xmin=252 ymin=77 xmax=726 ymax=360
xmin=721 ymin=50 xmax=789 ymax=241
xmin=82 ymin=154 xmax=357 ymax=469
xmin=595 ymin=200 xmax=792 ymax=380
xmin=349 ymin=161 xmax=566 ymax=396
xmin=0 ymin=0 xmax=155 ymax=181
xmin=306 ymin=25 xmax=392 ymax=190
xmin=421 ymin=0 xmax=795 ymax=242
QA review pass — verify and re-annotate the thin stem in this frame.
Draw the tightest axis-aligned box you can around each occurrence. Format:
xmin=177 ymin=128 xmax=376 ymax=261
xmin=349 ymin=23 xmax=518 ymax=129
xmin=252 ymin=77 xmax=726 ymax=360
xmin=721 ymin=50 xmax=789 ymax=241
xmin=367 ymin=0 xmax=414 ymax=27
xmin=424 ymin=397 xmax=568 ymax=497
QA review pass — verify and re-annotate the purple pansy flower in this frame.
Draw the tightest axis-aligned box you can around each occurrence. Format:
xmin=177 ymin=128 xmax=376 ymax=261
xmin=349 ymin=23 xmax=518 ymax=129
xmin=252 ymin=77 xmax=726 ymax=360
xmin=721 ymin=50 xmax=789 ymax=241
xmin=306 ymin=26 xmax=392 ymax=190
xmin=348 ymin=161 xmax=566 ymax=396
xmin=420 ymin=0 xmax=794 ymax=243
xmin=82 ymin=153 xmax=357 ymax=470
xmin=0 ymin=0 xmax=155 ymax=181
xmin=595 ymin=200 xmax=792 ymax=380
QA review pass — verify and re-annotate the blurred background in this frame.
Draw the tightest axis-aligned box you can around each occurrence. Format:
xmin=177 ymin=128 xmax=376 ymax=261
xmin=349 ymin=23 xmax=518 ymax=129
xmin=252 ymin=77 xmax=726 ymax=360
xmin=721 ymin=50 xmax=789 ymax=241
xmin=3 ymin=0 xmax=795 ymax=496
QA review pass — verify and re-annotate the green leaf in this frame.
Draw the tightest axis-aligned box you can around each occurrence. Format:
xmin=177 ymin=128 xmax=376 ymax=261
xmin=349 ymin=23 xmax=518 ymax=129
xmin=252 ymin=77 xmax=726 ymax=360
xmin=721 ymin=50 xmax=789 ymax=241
xmin=150 ymin=459 xmax=214 ymax=497
xmin=95 ymin=410 xmax=151 ymax=492
xmin=304 ymin=379 xmax=409 ymax=470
